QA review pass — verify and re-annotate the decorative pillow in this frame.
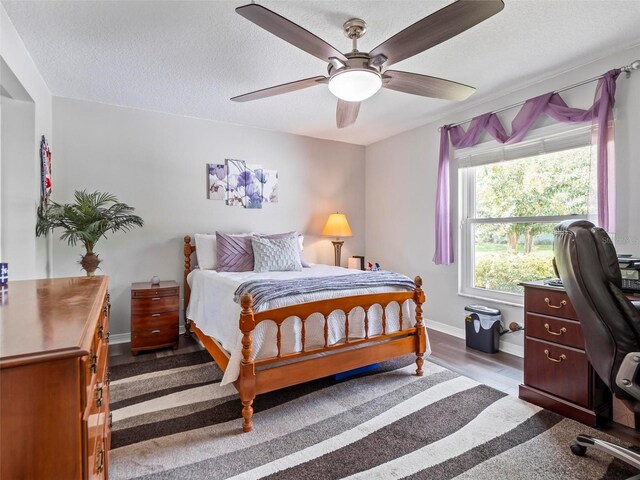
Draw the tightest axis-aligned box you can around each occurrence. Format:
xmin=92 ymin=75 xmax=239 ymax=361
xmin=258 ymin=231 xmax=310 ymax=268
xmin=194 ymin=233 xmax=216 ymax=270
xmin=251 ymin=236 xmax=303 ymax=272
xmin=216 ymin=232 xmax=254 ymax=272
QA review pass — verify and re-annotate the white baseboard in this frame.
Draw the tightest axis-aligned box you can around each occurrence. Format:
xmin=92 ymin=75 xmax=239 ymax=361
xmin=426 ymin=319 xmax=524 ymax=358
xmin=109 ymin=325 xmax=186 ymax=344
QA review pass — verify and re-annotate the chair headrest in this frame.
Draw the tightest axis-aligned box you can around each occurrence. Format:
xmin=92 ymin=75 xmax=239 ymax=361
xmin=554 ymin=220 xmax=621 ymax=287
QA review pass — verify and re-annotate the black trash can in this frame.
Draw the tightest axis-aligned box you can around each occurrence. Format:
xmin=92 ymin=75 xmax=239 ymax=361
xmin=464 ymin=305 xmax=502 ymax=354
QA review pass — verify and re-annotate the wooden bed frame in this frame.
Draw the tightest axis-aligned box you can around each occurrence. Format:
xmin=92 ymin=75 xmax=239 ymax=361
xmin=183 ymin=235 xmax=427 ymax=432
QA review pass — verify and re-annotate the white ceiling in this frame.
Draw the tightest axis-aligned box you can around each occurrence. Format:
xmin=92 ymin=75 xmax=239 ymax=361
xmin=3 ymin=1 xmax=640 ymax=145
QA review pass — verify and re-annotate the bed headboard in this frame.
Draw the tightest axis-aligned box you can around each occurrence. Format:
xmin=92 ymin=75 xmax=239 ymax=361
xmin=183 ymin=235 xmax=196 ymax=317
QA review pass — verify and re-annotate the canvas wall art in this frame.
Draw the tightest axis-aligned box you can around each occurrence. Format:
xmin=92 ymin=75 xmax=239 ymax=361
xmin=207 ymin=159 xmax=278 ymax=209
xmin=207 ymin=163 xmax=227 ymax=200
xmin=40 ymin=135 xmax=52 ymax=206
xmin=261 ymin=169 xmax=279 ymax=203
xmin=226 ymin=159 xmax=247 ymax=207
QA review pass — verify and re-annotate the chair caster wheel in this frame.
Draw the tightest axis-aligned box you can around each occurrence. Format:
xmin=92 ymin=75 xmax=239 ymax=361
xmin=571 ymin=442 xmax=587 ymax=456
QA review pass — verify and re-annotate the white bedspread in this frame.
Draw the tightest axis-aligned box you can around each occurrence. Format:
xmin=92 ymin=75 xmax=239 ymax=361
xmin=186 ymin=265 xmax=429 ymax=385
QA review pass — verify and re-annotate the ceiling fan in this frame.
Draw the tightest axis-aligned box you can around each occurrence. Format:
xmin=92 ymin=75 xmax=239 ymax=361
xmin=231 ymin=1 xmax=505 ymax=128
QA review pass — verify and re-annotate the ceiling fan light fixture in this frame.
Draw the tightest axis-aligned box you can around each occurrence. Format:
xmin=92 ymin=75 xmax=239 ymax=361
xmin=328 ymin=69 xmax=382 ymax=102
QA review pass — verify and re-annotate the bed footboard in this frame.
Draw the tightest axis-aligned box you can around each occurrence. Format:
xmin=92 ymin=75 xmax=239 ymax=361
xmin=236 ymin=277 xmax=426 ymax=432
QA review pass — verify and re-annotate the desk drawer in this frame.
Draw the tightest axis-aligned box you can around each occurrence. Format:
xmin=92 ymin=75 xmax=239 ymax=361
xmin=524 ymin=337 xmax=590 ymax=407
xmin=131 ymin=296 xmax=178 ymax=315
xmin=526 ymin=313 xmax=584 ymax=349
xmin=525 ymin=288 xmax=578 ymax=320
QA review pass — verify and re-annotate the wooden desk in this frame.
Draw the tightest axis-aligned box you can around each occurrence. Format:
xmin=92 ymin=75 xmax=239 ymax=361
xmin=0 ymin=276 xmax=111 ymax=479
xmin=519 ymin=280 xmax=640 ymax=427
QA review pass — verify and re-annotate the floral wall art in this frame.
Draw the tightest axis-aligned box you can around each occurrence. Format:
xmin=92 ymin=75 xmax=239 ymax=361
xmin=207 ymin=159 xmax=278 ymax=209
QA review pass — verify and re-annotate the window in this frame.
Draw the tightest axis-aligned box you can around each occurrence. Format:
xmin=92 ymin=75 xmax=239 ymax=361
xmin=459 ymin=125 xmax=594 ymax=304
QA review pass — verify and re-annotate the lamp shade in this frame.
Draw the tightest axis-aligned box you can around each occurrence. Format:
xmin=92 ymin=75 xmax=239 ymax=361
xmin=322 ymin=213 xmax=353 ymax=238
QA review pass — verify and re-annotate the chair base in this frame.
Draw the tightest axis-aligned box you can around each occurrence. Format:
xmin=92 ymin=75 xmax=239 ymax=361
xmin=571 ymin=434 xmax=640 ymax=474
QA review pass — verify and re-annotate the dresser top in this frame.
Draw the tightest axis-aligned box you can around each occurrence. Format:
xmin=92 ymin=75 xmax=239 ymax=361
xmin=0 ymin=276 xmax=109 ymax=366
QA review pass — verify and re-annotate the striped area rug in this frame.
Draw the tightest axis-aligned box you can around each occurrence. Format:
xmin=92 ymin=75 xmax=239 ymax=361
xmin=109 ymin=351 xmax=637 ymax=479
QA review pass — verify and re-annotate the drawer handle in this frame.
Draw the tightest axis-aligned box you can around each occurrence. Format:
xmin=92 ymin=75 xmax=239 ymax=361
xmin=96 ymin=448 xmax=104 ymax=473
xmin=544 ymin=297 xmax=567 ymax=309
xmin=151 ymin=329 xmax=161 ymax=334
xmin=544 ymin=323 xmax=567 ymax=336
xmin=96 ymin=384 xmax=104 ymax=408
xmin=544 ymin=349 xmax=567 ymax=363
xmin=152 ymin=313 xmax=161 ymax=317
xmin=152 ymin=297 xmax=161 ymax=301
xmin=90 ymin=350 xmax=98 ymax=374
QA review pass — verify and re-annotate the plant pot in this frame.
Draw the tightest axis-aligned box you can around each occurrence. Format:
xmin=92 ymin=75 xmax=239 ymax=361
xmin=81 ymin=253 xmax=101 ymax=276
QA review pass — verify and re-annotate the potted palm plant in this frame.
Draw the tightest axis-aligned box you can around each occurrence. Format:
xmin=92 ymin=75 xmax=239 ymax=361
xmin=36 ymin=190 xmax=144 ymax=276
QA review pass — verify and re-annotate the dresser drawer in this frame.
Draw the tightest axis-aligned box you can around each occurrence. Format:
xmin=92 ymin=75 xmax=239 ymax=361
xmin=525 ymin=288 xmax=579 ymax=320
xmin=132 ymin=287 xmax=179 ymax=298
xmin=132 ymin=312 xmax=178 ymax=332
xmin=526 ymin=313 xmax=585 ymax=349
xmin=132 ymin=326 xmax=179 ymax=349
xmin=131 ymin=295 xmax=179 ymax=315
xmin=524 ymin=337 xmax=590 ymax=407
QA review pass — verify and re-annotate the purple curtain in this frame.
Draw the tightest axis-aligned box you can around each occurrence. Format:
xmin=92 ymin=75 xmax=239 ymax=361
xmin=433 ymin=69 xmax=620 ymax=265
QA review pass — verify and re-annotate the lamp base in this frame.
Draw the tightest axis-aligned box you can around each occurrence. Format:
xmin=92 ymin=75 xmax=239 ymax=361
xmin=332 ymin=241 xmax=344 ymax=267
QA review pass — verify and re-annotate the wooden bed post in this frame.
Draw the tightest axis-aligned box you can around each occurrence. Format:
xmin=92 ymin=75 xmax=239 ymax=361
xmin=183 ymin=235 xmax=193 ymax=337
xmin=413 ymin=276 xmax=426 ymax=376
xmin=239 ymin=293 xmax=257 ymax=432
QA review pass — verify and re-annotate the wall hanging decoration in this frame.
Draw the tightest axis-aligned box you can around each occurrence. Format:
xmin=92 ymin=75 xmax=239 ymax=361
xmin=207 ymin=159 xmax=278 ymax=208
xmin=40 ymin=135 xmax=52 ymax=206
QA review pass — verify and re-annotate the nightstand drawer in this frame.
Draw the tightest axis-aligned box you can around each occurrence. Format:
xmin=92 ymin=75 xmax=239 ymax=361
xmin=525 ymin=313 xmax=584 ymax=349
xmin=132 ymin=326 xmax=179 ymax=349
xmin=525 ymin=288 xmax=578 ymax=320
xmin=524 ymin=337 xmax=590 ymax=407
xmin=132 ymin=312 xmax=178 ymax=331
xmin=131 ymin=296 xmax=178 ymax=315
xmin=132 ymin=287 xmax=179 ymax=298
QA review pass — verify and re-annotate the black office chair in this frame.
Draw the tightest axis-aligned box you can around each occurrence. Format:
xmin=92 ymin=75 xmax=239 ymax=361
xmin=553 ymin=219 xmax=640 ymax=470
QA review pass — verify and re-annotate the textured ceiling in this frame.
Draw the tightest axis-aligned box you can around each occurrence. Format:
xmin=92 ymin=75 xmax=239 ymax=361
xmin=3 ymin=1 xmax=640 ymax=145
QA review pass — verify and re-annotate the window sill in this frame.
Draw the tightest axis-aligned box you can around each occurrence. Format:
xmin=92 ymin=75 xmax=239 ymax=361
xmin=457 ymin=291 xmax=524 ymax=308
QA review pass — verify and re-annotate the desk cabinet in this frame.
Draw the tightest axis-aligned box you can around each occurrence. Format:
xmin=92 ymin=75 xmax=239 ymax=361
xmin=0 ymin=276 xmax=111 ymax=479
xmin=131 ymin=281 xmax=179 ymax=355
xmin=519 ymin=282 xmax=611 ymax=426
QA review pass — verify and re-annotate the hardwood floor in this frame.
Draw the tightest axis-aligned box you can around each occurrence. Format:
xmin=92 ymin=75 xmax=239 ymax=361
xmin=108 ymin=328 xmax=639 ymax=444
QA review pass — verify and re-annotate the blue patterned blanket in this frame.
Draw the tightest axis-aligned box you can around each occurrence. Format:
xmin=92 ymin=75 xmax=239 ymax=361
xmin=233 ymin=271 xmax=416 ymax=310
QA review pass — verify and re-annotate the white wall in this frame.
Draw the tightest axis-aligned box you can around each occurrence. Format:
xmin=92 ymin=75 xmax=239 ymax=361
xmin=1 ymin=96 xmax=36 ymax=279
xmin=52 ymin=97 xmax=366 ymax=336
xmin=365 ymin=45 xmax=640 ymax=355
xmin=0 ymin=5 xmax=53 ymax=278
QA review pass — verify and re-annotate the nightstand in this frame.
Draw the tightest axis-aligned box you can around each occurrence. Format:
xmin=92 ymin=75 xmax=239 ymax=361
xmin=131 ymin=280 xmax=179 ymax=355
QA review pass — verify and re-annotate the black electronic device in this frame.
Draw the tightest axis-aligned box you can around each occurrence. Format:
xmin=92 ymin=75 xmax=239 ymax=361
xmin=618 ymin=255 xmax=640 ymax=293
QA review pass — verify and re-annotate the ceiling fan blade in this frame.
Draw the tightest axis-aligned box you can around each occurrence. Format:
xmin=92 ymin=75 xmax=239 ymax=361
xmin=369 ymin=0 xmax=504 ymax=67
xmin=236 ymin=4 xmax=348 ymax=63
xmin=336 ymin=100 xmax=360 ymax=128
xmin=231 ymin=76 xmax=327 ymax=102
xmin=383 ymin=70 xmax=475 ymax=101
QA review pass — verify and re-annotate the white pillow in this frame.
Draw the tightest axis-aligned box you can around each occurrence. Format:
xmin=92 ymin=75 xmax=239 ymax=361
xmin=194 ymin=233 xmax=216 ymax=269
xmin=194 ymin=232 xmax=252 ymax=269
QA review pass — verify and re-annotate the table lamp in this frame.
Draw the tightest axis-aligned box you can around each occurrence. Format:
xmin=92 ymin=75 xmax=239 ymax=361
xmin=322 ymin=213 xmax=353 ymax=266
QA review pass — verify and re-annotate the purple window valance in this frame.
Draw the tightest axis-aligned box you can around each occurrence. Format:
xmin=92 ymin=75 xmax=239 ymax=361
xmin=433 ymin=69 xmax=620 ymax=265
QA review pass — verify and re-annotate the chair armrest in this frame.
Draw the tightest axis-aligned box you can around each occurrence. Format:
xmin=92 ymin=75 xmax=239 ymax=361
xmin=616 ymin=352 xmax=640 ymax=401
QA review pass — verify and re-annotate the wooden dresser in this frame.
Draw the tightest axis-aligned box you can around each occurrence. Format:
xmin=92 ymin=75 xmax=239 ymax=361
xmin=519 ymin=281 xmax=611 ymax=426
xmin=0 ymin=276 xmax=111 ymax=479
xmin=131 ymin=280 xmax=179 ymax=355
